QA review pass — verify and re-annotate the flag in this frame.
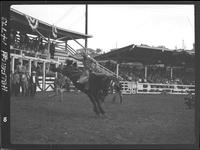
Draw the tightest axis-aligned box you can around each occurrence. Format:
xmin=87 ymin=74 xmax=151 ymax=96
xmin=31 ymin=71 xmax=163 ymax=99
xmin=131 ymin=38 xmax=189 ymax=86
xmin=25 ymin=15 xmax=39 ymax=31
xmin=52 ymin=25 xmax=58 ymax=38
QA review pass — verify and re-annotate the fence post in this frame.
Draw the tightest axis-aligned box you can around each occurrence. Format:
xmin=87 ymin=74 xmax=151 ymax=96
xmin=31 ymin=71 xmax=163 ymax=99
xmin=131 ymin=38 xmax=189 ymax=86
xmin=20 ymin=50 xmax=23 ymax=66
xmin=144 ymin=66 xmax=148 ymax=80
xmin=28 ymin=59 xmax=32 ymax=76
xmin=11 ymin=56 xmax=15 ymax=73
xmin=116 ymin=64 xmax=119 ymax=78
xmin=170 ymin=67 xmax=173 ymax=80
xmin=42 ymin=61 xmax=46 ymax=91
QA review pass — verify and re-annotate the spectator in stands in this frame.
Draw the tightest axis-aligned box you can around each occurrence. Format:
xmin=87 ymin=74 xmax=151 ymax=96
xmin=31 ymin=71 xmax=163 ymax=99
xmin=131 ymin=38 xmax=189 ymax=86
xmin=19 ymin=32 xmax=29 ymax=50
xmin=16 ymin=62 xmax=23 ymax=73
xmin=42 ymin=43 xmax=46 ymax=54
xmin=29 ymin=38 xmax=34 ymax=51
xmin=31 ymin=62 xmax=37 ymax=72
xmin=14 ymin=31 xmax=20 ymax=49
xmin=10 ymin=29 xmax=17 ymax=47
xmin=33 ymin=36 xmax=39 ymax=52
xmin=43 ymin=43 xmax=48 ymax=54
xmin=73 ymin=62 xmax=78 ymax=68
xmin=58 ymin=63 xmax=64 ymax=70
xmin=50 ymin=42 xmax=55 ymax=59
xmin=38 ymin=37 xmax=44 ymax=53
xmin=20 ymin=33 xmax=26 ymax=50
xmin=18 ymin=32 xmax=23 ymax=49
xmin=24 ymin=34 xmax=30 ymax=50
xmin=32 ymin=62 xmax=41 ymax=76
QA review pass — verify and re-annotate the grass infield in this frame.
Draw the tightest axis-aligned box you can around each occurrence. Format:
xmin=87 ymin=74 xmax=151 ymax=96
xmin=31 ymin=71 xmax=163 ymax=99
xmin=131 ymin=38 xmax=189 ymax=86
xmin=11 ymin=92 xmax=195 ymax=144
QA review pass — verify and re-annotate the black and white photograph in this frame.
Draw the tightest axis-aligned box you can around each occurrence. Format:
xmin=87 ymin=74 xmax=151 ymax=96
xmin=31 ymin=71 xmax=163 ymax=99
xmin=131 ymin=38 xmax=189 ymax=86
xmin=1 ymin=2 xmax=199 ymax=149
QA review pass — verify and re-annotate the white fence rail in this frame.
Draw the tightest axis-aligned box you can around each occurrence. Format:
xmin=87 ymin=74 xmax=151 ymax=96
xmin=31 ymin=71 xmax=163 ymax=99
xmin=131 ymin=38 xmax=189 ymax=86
xmin=132 ymin=82 xmax=194 ymax=95
xmin=36 ymin=76 xmax=195 ymax=95
xmin=36 ymin=76 xmax=75 ymax=92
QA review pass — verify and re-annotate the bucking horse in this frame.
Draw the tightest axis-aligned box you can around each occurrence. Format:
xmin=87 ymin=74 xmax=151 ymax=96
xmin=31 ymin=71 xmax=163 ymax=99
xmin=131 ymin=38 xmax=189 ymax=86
xmin=51 ymin=59 xmax=116 ymax=117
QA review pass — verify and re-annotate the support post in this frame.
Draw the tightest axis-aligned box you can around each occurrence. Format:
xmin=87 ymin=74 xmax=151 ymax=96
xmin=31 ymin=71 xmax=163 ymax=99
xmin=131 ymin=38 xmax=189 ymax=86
xmin=144 ymin=65 xmax=148 ymax=80
xmin=34 ymin=60 xmax=37 ymax=68
xmin=65 ymin=40 xmax=68 ymax=55
xmin=55 ymin=57 xmax=59 ymax=78
xmin=42 ymin=62 xmax=46 ymax=91
xmin=28 ymin=59 xmax=32 ymax=76
xmin=46 ymin=36 xmax=51 ymax=73
xmin=11 ymin=56 xmax=15 ymax=73
xmin=47 ymin=36 xmax=51 ymax=60
xmin=20 ymin=51 xmax=23 ymax=66
xmin=170 ymin=67 xmax=173 ymax=80
xmin=85 ymin=4 xmax=88 ymax=51
xmin=116 ymin=64 xmax=119 ymax=78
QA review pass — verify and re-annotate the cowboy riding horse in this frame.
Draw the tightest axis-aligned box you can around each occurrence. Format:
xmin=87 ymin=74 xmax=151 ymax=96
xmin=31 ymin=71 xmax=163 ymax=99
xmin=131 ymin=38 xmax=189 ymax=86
xmin=51 ymin=59 xmax=117 ymax=117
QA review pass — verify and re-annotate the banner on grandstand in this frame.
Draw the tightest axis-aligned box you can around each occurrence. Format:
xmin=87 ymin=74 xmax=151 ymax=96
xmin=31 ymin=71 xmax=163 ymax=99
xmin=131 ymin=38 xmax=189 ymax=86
xmin=25 ymin=15 xmax=39 ymax=31
xmin=52 ymin=25 xmax=58 ymax=38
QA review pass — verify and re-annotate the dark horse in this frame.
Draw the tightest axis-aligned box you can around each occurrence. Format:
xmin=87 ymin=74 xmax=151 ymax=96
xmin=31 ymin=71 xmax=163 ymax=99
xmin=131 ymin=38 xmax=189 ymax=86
xmin=51 ymin=60 xmax=114 ymax=116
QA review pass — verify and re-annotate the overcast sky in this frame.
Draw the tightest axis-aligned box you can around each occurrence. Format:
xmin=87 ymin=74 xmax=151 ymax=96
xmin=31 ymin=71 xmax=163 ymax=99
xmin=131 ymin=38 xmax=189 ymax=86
xmin=11 ymin=4 xmax=194 ymax=52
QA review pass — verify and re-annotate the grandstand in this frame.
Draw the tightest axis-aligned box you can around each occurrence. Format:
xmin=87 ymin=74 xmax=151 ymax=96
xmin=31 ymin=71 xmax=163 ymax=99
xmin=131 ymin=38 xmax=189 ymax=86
xmin=95 ymin=44 xmax=194 ymax=80
xmin=95 ymin=44 xmax=195 ymax=95
xmin=10 ymin=8 xmax=92 ymax=62
xmin=95 ymin=44 xmax=194 ymax=66
xmin=10 ymin=8 xmax=121 ymax=92
xmin=10 ymin=8 xmax=93 ymax=91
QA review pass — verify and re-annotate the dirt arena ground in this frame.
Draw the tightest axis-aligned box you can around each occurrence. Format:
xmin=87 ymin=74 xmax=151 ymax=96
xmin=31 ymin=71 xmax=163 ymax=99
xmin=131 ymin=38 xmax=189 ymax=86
xmin=11 ymin=92 xmax=195 ymax=144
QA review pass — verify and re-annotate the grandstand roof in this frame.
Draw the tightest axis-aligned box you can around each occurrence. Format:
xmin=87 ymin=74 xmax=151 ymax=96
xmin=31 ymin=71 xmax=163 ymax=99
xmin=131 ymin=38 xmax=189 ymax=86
xmin=95 ymin=44 xmax=194 ymax=67
xmin=10 ymin=8 xmax=92 ymax=41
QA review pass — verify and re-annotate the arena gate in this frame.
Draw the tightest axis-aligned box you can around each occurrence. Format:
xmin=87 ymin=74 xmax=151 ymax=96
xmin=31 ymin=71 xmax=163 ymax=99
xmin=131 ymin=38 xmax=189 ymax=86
xmin=36 ymin=76 xmax=76 ymax=92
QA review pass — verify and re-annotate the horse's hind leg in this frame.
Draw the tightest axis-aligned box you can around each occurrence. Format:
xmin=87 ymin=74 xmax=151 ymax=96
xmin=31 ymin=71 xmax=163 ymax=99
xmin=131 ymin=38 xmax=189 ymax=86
xmin=95 ymin=96 xmax=105 ymax=116
xmin=88 ymin=95 xmax=100 ymax=116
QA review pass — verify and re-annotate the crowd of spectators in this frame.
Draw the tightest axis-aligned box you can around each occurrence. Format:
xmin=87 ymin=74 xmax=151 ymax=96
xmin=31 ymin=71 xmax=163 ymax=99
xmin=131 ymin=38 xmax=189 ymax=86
xmin=10 ymin=30 xmax=55 ymax=58
xmin=100 ymin=61 xmax=194 ymax=85
xmin=119 ymin=66 xmax=194 ymax=85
